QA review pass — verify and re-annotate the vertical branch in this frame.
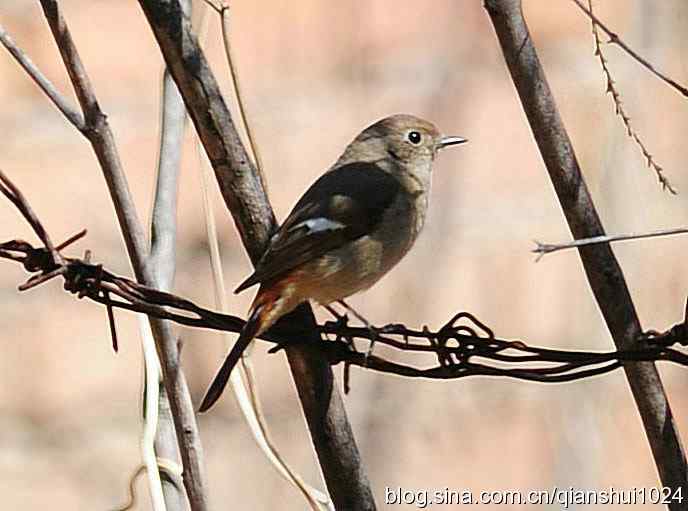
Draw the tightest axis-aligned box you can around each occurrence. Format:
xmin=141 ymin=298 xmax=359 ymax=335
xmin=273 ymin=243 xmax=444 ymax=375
xmin=150 ymin=69 xmax=185 ymax=286
xmin=484 ymin=0 xmax=687 ymax=502
xmin=137 ymin=1 xmax=376 ymax=509
xmin=37 ymin=1 xmax=209 ymax=509
xmin=148 ymin=0 xmax=192 ymax=501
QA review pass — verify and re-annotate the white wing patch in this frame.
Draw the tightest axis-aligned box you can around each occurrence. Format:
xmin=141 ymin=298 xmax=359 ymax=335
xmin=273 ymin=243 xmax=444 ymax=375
xmin=292 ymin=217 xmax=346 ymax=234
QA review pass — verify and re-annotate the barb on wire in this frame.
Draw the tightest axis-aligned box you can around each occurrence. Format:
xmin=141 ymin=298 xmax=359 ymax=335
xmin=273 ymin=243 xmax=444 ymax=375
xmin=3 ymin=168 xmax=688 ymax=387
xmin=0 ymin=171 xmax=62 ymax=265
xmin=581 ymin=0 xmax=677 ymax=194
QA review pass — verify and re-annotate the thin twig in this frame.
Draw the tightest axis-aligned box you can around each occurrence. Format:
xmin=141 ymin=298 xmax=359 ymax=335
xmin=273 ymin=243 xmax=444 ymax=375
xmin=112 ymin=462 xmax=184 ymax=511
xmin=207 ymin=0 xmax=267 ymax=188
xmin=571 ymin=0 xmax=688 ymax=98
xmin=584 ymin=0 xmax=676 ymax=193
xmin=534 ymin=227 xmax=688 ymax=260
xmin=0 ymin=23 xmax=85 ymax=132
xmin=139 ymin=316 xmax=167 ymax=511
xmin=196 ymin=141 xmax=331 ymax=511
xmin=111 ymin=465 xmax=147 ymax=511
xmin=195 ymin=4 xmax=330 ymax=508
xmin=0 ymin=170 xmax=62 ymax=266
xmin=38 ymin=0 xmax=148 ymax=270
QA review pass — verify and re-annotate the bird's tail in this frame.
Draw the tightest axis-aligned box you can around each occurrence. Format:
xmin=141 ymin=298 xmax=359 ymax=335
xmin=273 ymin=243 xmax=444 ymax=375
xmin=198 ymin=286 xmax=284 ymax=412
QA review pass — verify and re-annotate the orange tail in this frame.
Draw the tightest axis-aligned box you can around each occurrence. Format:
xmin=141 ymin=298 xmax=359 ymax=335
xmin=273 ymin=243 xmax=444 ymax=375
xmin=198 ymin=286 xmax=285 ymax=412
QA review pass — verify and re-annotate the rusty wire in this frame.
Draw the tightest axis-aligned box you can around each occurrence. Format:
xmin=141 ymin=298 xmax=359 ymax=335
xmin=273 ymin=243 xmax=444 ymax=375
xmin=2 ymin=168 xmax=688 ymax=388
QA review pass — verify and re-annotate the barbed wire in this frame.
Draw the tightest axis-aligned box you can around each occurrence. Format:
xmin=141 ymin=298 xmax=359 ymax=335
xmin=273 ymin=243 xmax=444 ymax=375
xmin=2 ymin=168 xmax=688 ymax=391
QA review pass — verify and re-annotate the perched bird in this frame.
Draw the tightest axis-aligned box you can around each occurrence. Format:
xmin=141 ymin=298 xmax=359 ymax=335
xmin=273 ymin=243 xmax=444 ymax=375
xmin=199 ymin=114 xmax=466 ymax=411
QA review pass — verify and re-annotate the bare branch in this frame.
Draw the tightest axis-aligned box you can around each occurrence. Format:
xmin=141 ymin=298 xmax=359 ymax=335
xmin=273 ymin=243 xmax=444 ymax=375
xmin=34 ymin=1 xmax=208 ymax=509
xmin=147 ymin=3 xmax=192 ymax=504
xmin=585 ymin=0 xmax=676 ymax=194
xmin=485 ymin=0 xmax=687 ymax=504
xmin=38 ymin=0 xmax=147 ymax=269
xmin=570 ymin=0 xmax=688 ymax=98
xmin=150 ymin=69 xmax=185 ymax=288
xmin=137 ymin=1 xmax=375 ymax=508
xmin=210 ymin=1 xmax=267 ymax=186
xmin=0 ymin=170 xmax=61 ymax=266
xmin=534 ymin=227 xmax=688 ymax=259
xmin=0 ymin=22 xmax=85 ymax=132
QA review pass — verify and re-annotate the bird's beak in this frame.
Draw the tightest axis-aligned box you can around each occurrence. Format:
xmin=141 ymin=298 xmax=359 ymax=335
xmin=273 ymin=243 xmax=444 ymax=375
xmin=436 ymin=136 xmax=468 ymax=150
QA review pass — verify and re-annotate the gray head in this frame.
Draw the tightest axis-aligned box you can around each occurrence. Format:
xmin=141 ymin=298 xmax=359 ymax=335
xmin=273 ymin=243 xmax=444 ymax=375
xmin=336 ymin=114 xmax=466 ymax=187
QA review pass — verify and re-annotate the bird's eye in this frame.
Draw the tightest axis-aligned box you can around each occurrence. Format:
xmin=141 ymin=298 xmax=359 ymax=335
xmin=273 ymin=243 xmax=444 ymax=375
xmin=407 ymin=130 xmax=422 ymax=145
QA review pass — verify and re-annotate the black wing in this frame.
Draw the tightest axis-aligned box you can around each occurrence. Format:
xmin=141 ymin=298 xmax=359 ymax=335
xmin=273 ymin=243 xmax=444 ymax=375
xmin=235 ymin=161 xmax=400 ymax=293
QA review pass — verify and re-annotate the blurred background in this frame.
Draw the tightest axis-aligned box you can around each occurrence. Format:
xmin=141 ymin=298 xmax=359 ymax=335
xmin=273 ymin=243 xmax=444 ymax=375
xmin=1 ymin=1 xmax=688 ymax=509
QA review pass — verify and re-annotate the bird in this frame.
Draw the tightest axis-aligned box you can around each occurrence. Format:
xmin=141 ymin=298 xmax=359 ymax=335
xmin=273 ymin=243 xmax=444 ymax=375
xmin=199 ymin=114 xmax=466 ymax=412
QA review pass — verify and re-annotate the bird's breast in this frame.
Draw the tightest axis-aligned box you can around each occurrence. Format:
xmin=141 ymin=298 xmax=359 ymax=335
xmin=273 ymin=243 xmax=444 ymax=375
xmin=297 ymin=189 xmax=428 ymax=304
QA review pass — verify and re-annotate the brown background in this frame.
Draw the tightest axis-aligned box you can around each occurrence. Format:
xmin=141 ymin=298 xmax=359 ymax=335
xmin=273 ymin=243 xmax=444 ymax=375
xmin=1 ymin=1 xmax=688 ymax=509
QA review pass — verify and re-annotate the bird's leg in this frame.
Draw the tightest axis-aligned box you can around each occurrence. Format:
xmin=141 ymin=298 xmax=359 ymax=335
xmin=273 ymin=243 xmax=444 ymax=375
xmin=337 ymin=300 xmax=370 ymax=326
xmin=324 ymin=304 xmax=355 ymax=350
xmin=337 ymin=300 xmax=378 ymax=361
xmin=325 ymin=304 xmax=346 ymax=323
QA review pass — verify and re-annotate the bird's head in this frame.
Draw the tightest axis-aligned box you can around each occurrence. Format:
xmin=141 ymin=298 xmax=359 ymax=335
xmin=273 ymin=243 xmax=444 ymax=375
xmin=337 ymin=114 xmax=467 ymax=187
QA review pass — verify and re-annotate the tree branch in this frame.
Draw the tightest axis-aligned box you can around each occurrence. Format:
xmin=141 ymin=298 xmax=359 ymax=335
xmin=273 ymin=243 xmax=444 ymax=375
xmin=534 ymin=227 xmax=688 ymax=260
xmin=570 ymin=0 xmax=688 ymax=98
xmin=136 ymin=0 xmax=375 ymax=508
xmin=585 ymin=0 xmax=676 ymax=194
xmin=0 ymin=22 xmax=85 ymax=132
xmin=484 ymin=0 xmax=687 ymax=504
xmin=148 ymin=11 xmax=192 ymax=509
xmin=36 ymin=1 xmax=208 ymax=509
